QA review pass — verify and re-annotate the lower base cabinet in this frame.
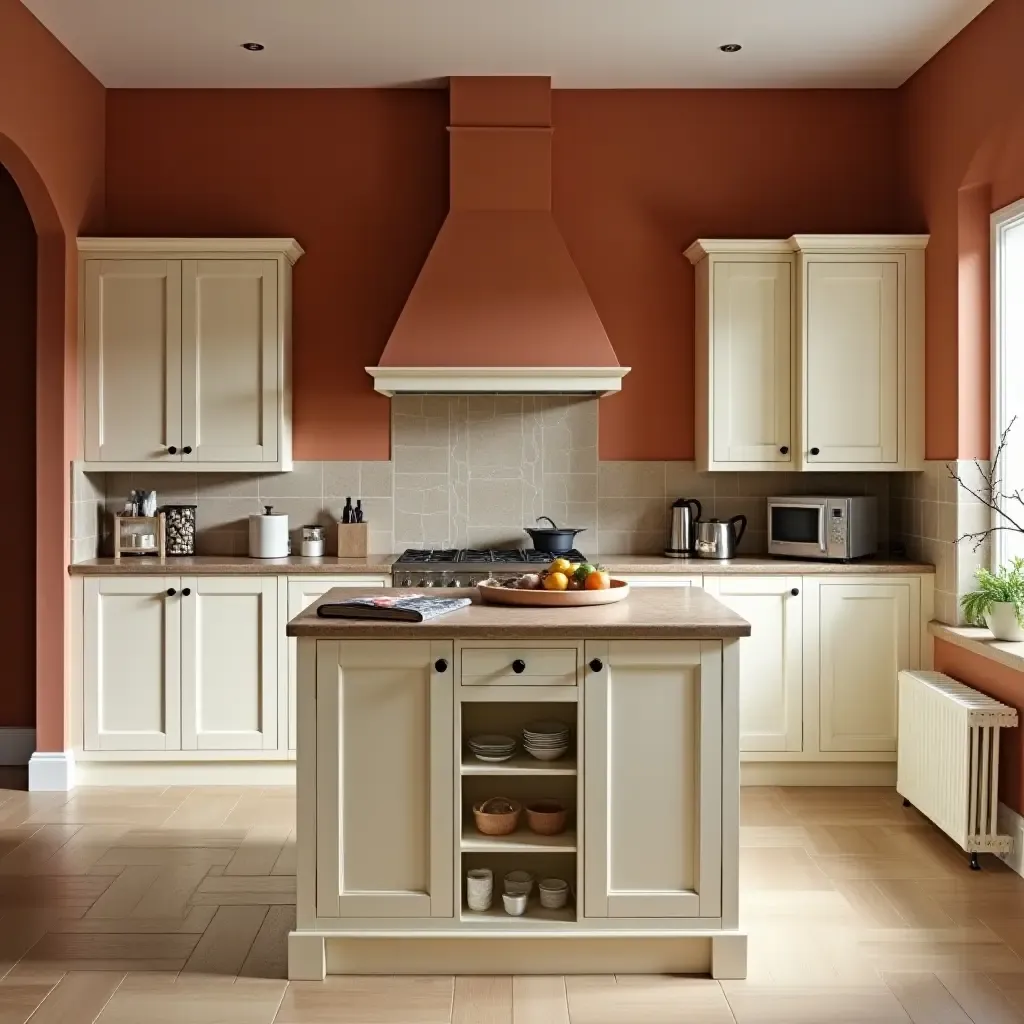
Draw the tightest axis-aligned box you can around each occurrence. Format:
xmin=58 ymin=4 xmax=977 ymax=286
xmin=584 ymin=639 xmax=722 ymax=918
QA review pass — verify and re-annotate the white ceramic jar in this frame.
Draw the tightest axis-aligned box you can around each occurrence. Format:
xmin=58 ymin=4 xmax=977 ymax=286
xmin=248 ymin=506 xmax=289 ymax=558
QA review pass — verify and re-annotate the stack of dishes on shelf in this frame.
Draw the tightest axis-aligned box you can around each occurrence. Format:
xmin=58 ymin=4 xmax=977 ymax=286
xmin=468 ymin=734 xmax=517 ymax=762
xmin=539 ymin=878 xmax=569 ymax=910
xmin=502 ymin=870 xmax=534 ymax=917
xmin=522 ymin=720 xmax=570 ymax=761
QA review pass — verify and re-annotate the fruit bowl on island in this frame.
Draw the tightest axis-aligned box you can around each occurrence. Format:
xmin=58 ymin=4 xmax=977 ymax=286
xmin=476 ymin=558 xmax=630 ymax=607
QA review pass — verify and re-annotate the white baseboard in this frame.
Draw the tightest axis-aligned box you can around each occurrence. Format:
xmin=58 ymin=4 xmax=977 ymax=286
xmin=741 ymin=761 xmax=897 ymax=787
xmin=998 ymin=802 xmax=1024 ymax=878
xmin=0 ymin=728 xmax=35 ymax=766
xmin=28 ymin=751 xmax=75 ymax=791
xmin=74 ymin=760 xmax=295 ymax=786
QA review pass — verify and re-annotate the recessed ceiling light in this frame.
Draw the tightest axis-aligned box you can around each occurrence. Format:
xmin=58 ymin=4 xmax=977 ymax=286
xmin=719 ymin=43 xmax=742 ymax=53
xmin=241 ymin=42 xmax=265 ymax=52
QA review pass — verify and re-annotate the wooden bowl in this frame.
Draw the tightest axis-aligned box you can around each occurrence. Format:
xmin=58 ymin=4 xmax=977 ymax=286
xmin=473 ymin=797 xmax=522 ymax=836
xmin=477 ymin=579 xmax=630 ymax=607
xmin=524 ymin=799 xmax=567 ymax=836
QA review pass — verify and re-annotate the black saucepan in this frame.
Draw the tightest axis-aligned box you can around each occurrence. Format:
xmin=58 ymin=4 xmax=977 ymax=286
xmin=524 ymin=516 xmax=586 ymax=554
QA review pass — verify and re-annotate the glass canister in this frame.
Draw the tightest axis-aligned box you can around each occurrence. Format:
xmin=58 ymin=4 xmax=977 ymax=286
xmin=301 ymin=524 xmax=325 ymax=557
xmin=164 ymin=505 xmax=197 ymax=555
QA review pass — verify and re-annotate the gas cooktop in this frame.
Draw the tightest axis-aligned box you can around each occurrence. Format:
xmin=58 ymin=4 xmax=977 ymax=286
xmin=392 ymin=548 xmax=588 ymax=587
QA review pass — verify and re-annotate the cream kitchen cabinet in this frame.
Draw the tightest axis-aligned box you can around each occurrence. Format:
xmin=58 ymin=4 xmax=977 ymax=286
xmin=79 ymin=238 xmax=302 ymax=472
xmin=616 ymin=574 xmax=702 ymax=588
xmin=705 ymin=576 xmax=802 ymax=753
xmin=83 ymin=574 xmax=281 ymax=755
xmin=314 ymin=640 xmax=454 ymax=919
xmin=584 ymin=640 xmax=722 ymax=919
xmin=284 ymin=575 xmax=391 ymax=751
xmin=687 ymin=235 xmax=926 ymax=472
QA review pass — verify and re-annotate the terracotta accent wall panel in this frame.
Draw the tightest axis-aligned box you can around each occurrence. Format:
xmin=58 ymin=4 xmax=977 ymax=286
xmin=449 ymin=129 xmax=551 ymax=210
xmin=553 ymin=89 xmax=906 ymax=460
xmin=901 ymin=0 xmax=1024 ymax=459
xmin=449 ymin=77 xmax=552 ymax=127
xmin=933 ymin=638 xmax=1024 ymax=816
xmin=105 ymin=89 xmax=449 ymax=461
xmin=0 ymin=0 xmax=105 ymax=748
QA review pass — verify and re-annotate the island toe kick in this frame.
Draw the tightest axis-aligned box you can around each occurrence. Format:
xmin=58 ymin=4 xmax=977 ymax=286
xmin=287 ymin=586 xmax=750 ymax=980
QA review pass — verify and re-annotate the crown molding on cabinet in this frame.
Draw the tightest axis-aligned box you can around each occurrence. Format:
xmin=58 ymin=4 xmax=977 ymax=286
xmin=686 ymin=234 xmax=930 ymax=265
xmin=684 ymin=239 xmax=793 ymax=263
xmin=77 ymin=237 xmax=305 ymax=265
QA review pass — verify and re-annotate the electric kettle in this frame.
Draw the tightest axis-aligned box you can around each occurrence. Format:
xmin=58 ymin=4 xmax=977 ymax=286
xmin=665 ymin=498 xmax=702 ymax=558
xmin=695 ymin=515 xmax=747 ymax=559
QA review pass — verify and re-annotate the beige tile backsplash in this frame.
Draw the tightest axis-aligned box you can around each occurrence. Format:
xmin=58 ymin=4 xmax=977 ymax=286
xmin=77 ymin=395 xmax=930 ymax=564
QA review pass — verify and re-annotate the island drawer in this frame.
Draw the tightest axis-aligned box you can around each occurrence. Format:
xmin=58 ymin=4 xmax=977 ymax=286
xmin=460 ymin=647 xmax=578 ymax=686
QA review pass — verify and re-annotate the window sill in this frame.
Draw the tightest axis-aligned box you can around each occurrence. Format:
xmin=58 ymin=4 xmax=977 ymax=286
xmin=929 ymin=621 xmax=1024 ymax=675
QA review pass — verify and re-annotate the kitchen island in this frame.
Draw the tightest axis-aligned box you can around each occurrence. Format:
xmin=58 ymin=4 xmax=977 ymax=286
xmin=286 ymin=586 xmax=751 ymax=981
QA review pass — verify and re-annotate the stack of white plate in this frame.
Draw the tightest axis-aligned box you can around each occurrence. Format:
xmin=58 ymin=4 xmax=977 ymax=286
xmin=468 ymin=734 xmax=517 ymax=762
xmin=522 ymin=720 xmax=570 ymax=761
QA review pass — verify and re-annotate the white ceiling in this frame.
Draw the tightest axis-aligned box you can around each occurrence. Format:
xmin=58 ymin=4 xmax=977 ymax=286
xmin=22 ymin=0 xmax=993 ymax=90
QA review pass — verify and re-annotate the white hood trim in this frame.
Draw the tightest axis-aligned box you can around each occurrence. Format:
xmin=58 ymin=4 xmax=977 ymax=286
xmin=366 ymin=365 xmax=629 ymax=396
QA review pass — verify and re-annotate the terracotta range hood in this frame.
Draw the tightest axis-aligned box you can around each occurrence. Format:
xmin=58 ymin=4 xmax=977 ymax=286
xmin=367 ymin=76 xmax=628 ymax=396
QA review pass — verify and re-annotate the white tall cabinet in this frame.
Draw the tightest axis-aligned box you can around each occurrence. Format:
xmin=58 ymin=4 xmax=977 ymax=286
xmin=687 ymin=235 xmax=926 ymax=472
xmin=79 ymin=238 xmax=302 ymax=472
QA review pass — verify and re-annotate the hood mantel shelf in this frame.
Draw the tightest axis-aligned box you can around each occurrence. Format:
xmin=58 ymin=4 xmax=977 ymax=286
xmin=366 ymin=365 xmax=629 ymax=397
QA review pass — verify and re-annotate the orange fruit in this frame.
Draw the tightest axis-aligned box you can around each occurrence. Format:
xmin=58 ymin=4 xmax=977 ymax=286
xmin=585 ymin=569 xmax=611 ymax=590
xmin=543 ymin=571 xmax=569 ymax=591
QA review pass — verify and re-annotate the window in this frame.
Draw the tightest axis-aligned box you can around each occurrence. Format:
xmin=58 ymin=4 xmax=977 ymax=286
xmin=992 ymin=199 xmax=1024 ymax=565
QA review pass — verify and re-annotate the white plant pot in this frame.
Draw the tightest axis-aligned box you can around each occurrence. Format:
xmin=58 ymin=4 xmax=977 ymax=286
xmin=984 ymin=602 xmax=1024 ymax=641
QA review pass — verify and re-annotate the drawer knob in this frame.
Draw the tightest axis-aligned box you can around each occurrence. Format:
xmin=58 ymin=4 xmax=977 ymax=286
xmin=167 ymin=446 xmax=177 ymax=455
xmin=780 ymin=446 xmax=789 ymax=455
xmin=182 ymin=446 xmax=193 ymax=455
xmin=589 ymin=658 xmax=604 ymax=672
xmin=810 ymin=447 xmax=820 ymax=456
xmin=166 ymin=588 xmax=176 ymax=597
xmin=434 ymin=658 xmax=448 ymax=673
xmin=182 ymin=587 xmax=191 ymax=596
xmin=791 ymin=587 xmax=799 ymax=596
xmin=512 ymin=659 xmax=526 ymax=674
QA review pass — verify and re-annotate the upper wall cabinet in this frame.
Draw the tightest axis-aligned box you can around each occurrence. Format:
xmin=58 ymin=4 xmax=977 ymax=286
xmin=686 ymin=235 xmax=927 ymax=473
xmin=79 ymin=238 xmax=303 ymax=472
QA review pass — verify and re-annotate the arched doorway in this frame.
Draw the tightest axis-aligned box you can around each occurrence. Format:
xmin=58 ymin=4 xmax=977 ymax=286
xmin=0 ymin=163 xmax=37 ymax=783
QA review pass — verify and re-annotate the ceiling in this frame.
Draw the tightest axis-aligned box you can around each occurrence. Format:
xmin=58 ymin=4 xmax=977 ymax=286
xmin=22 ymin=0 xmax=993 ymax=90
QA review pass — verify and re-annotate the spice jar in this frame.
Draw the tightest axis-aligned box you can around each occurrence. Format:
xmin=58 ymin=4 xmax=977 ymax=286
xmin=164 ymin=505 xmax=197 ymax=555
xmin=301 ymin=524 xmax=325 ymax=557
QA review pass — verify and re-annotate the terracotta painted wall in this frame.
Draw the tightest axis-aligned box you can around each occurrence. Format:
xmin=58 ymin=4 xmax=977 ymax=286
xmin=0 ymin=0 xmax=105 ymax=749
xmin=0 ymin=167 xmax=37 ymax=728
xmin=105 ymin=88 xmax=905 ymax=462
xmin=901 ymin=0 xmax=1024 ymax=461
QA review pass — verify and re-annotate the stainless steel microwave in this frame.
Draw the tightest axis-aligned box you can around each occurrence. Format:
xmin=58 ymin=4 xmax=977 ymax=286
xmin=767 ymin=496 xmax=878 ymax=561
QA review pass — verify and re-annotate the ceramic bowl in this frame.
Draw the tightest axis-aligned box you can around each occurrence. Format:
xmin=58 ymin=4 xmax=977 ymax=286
xmin=525 ymin=799 xmax=568 ymax=836
xmin=472 ymin=797 xmax=522 ymax=836
xmin=503 ymin=870 xmax=534 ymax=896
xmin=502 ymin=892 xmax=528 ymax=916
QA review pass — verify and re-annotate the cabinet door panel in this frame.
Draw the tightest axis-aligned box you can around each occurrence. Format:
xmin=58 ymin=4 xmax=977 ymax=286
xmin=707 ymin=576 xmax=802 ymax=752
xmin=181 ymin=259 xmax=279 ymax=463
xmin=712 ymin=260 xmax=793 ymax=464
xmin=804 ymin=259 xmax=899 ymax=465
xmin=181 ymin=576 xmax=278 ymax=750
xmin=316 ymin=640 xmax=453 ymax=918
xmin=84 ymin=577 xmax=181 ymax=750
xmin=584 ymin=640 xmax=721 ymax=919
xmin=84 ymin=260 xmax=182 ymax=463
xmin=818 ymin=581 xmax=918 ymax=752
xmin=286 ymin=577 xmax=390 ymax=751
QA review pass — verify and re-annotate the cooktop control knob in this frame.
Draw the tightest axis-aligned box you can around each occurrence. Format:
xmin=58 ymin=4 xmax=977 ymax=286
xmin=401 ymin=577 xmax=412 ymax=587
xmin=450 ymin=579 xmax=462 ymax=587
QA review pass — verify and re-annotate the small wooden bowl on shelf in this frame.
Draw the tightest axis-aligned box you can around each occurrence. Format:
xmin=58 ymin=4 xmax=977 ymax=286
xmin=473 ymin=797 xmax=522 ymax=836
xmin=524 ymin=799 xmax=567 ymax=836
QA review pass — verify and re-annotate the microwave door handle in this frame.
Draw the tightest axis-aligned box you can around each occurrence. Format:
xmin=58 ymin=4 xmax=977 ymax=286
xmin=818 ymin=506 xmax=827 ymax=552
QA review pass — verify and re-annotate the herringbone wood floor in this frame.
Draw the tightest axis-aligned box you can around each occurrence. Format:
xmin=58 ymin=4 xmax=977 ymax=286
xmin=0 ymin=777 xmax=1024 ymax=1021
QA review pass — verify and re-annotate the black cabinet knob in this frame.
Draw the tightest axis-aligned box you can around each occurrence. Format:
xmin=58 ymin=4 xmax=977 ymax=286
xmin=512 ymin=659 xmax=526 ymax=674
xmin=182 ymin=587 xmax=191 ymax=596
xmin=810 ymin=447 xmax=820 ymax=456
xmin=791 ymin=587 xmax=800 ymax=596
xmin=434 ymin=658 xmax=448 ymax=673
xmin=182 ymin=446 xmax=193 ymax=455
xmin=166 ymin=588 xmax=176 ymax=597
xmin=589 ymin=658 xmax=604 ymax=672
xmin=780 ymin=446 xmax=789 ymax=455
xmin=167 ymin=446 xmax=177 ymax=455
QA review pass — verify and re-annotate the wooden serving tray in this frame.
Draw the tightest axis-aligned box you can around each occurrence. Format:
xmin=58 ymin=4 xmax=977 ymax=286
xmin=477 ymin=579 xmax=630 ymax=607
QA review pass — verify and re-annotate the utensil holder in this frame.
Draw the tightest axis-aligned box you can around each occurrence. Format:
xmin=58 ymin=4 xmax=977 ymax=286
xmin=337 ymin=522 xmax=368 ymax=558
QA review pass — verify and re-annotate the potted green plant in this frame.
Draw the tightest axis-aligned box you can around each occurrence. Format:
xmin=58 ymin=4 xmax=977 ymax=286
xmin=960 ymin=557 xmax=1024 ymax=641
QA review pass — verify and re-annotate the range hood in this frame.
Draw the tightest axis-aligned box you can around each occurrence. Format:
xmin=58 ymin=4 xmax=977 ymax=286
xmin=368 ymin=76 xmax=628 ymax=396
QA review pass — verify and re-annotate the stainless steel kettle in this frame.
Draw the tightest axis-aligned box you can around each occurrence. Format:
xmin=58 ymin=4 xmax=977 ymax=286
xmin=695 ymin=515 xmax=747 ymax=559
xmin=665 ymin=498 xmax=702 ymax=557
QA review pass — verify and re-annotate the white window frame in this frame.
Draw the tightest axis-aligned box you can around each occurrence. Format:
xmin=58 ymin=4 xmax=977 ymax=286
xmin=991 ymin=197 xmax=1024 ymax=567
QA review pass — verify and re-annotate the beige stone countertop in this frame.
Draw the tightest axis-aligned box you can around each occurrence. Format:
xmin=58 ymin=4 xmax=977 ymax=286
xmin=600 ymin=555 xmax=935 ymax=574
xmin=68 ymin=555 xmax=397 ymax=576
xmin=287 ymin=586 xmax=752 ymax=640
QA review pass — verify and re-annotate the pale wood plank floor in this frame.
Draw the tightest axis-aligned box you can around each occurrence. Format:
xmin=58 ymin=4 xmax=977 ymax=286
xmin=0 ymin=781 xmax=1022 ymax=1021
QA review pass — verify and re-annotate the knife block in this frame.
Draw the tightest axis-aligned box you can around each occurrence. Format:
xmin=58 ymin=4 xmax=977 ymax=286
xmin=337 ymin=523 xmax=368 ymax=558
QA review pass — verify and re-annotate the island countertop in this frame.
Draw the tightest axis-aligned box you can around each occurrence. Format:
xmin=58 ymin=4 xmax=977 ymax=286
xmin=287 ymin=585 xmax=752 ymax=640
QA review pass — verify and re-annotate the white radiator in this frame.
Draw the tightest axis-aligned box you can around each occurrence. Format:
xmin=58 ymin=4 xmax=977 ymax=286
xmin=898 ymin=670 xmax=1018 ymax=857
